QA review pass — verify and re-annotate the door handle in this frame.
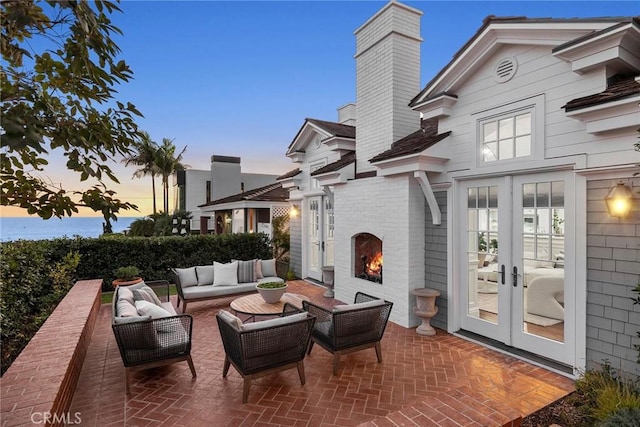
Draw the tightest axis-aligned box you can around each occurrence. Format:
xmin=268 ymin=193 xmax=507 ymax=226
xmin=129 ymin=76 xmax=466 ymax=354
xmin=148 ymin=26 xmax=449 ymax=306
xmin=500 ymin=264 xmax=505 ymax=285
xmin=512 ymin=266 xmax=518 ymax=287
xmin=321 ymin=241 xmax=325 ymax=251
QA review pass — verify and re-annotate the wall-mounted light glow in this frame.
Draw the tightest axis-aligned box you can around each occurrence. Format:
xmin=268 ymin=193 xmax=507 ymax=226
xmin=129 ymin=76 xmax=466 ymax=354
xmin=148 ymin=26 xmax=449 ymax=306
xmin=290 ymin=204 xmax=299 ymax=218
xmin=225 ymin=217 xmax=232 ymax=224
xmin=605 ymin=181 xmax=633 ymax=218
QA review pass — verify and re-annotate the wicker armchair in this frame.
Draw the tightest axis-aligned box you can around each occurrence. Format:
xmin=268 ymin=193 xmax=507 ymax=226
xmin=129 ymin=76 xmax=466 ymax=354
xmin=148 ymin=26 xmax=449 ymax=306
xmin=216 ymin=305 xmax=316 ymax=403
xmin=111 ymin=280 xmax=196 ymax=393
xmin=302 ymin=292 xmax=393 ymax=375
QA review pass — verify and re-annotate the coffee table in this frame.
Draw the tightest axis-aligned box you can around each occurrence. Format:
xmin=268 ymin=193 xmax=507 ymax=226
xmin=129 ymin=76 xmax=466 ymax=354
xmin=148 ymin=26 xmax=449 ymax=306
xmin=230 ymin=293 xmax=309 ymax=322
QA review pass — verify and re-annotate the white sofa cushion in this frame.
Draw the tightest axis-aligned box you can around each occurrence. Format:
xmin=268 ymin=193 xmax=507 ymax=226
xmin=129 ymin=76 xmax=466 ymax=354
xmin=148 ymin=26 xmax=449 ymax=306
xmin=131 ymin=285 xmax=163 ymax=307
xmin=182 ymin=281 xmax=257 ymax=299
xmin=217 ymin=309 xmax=243 ymax=329
xmin=174 ymin=267 xmax=198 ymax=288
xmin=254 ymin=259 xmax=264 ymax=279
xmin=196 ymin=265 xmax=215 ymax=286
xmin=260 ymin=259 xmax=277 ymax=278
xmin=116 ymin=298 xmax=138 ymax=317
xmin=214 ymin=261 xmax=239 ymax=286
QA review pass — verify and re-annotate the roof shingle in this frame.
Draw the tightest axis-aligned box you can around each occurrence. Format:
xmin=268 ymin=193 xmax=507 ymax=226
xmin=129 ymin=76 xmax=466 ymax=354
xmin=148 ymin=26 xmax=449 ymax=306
xmin=199 ymin=183 xmax=288 ymax=207
xmin=563 ymin=75 xmax=640 ymax=111
xmin=369 ymin=119 xmax=450 ymax=163
xmin=310 ymin=152 xmax=356 ymax=176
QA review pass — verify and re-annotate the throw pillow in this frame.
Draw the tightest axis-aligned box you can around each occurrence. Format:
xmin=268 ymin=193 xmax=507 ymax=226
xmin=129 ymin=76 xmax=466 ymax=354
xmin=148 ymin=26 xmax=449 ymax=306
xmin=117 ymin=286 xmax=135 ymax=305
xmin=236 ymin=259 xmax=255 ymax=283
xmin=113 ymin=315 xmax=152 ymax=325
xmin=116 ymin=298 xmax=138 ymax=317
xmin=135 ymin=300 xmax=172 ymax=319
xmin=217 ymin=309 xmax=243 ymax=329
xmin=196 ymin=265 xmax=215 ymax=286
xmin=260 ymin=258 xmax=277 ymax=278
xmin=213 ymin=261 xmax=239 ymax=286
xmin=254 ymin=259 xmax=264 ymax=279
xmin=173 ymin=267 xmax=198 ymax=288
xmin=132 ymin=285 xmax=163 ymax=307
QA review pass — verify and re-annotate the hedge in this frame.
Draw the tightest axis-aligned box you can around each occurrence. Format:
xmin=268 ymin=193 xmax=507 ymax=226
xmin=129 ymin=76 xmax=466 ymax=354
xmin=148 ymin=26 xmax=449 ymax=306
xmin=0 ymin=233 xmax=273 ymax=374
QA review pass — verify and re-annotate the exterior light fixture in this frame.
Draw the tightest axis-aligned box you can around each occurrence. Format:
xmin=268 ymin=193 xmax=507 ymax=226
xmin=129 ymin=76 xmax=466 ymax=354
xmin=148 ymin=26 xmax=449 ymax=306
xmin=290 ymin=204 xmax=299 ymax=218
xmin=605 ymin=181 xmax=633 ymax=218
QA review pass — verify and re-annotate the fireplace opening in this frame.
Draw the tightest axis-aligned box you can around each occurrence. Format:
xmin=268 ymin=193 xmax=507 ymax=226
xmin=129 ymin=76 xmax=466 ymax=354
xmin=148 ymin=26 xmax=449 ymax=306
xmin=354 ymin=233 xmax=383 ymax=284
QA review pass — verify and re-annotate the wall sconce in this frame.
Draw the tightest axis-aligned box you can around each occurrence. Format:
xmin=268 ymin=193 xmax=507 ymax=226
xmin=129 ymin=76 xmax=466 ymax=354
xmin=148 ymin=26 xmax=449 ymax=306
xmin=605 ymin=181 xmax=633 ymax=218
xmin=290 ymin=204 xmax=299 ymax=218
xmin=225 ymin=217 xmax=232 ymax=224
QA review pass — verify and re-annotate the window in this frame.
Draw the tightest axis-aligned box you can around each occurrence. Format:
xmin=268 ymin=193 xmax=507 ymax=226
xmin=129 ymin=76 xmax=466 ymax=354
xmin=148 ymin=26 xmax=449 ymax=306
xmin=481 ymin=111 xmax=531 ymax=162
xmin=474 ymin=94 xmax=544 ymax=167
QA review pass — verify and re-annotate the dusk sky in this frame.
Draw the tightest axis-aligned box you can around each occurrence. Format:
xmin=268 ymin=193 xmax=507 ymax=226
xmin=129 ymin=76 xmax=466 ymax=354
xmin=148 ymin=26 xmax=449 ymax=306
xmin=3 ymin=1 xmax=639 ymax=217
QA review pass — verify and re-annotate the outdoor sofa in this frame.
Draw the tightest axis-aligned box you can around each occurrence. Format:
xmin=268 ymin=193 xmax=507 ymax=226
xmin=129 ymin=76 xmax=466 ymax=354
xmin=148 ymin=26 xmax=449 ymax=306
xmin=171 ymin=258 xmax=284 ymax=313
xmin=111 ymin=280 xmax=196 ymax=393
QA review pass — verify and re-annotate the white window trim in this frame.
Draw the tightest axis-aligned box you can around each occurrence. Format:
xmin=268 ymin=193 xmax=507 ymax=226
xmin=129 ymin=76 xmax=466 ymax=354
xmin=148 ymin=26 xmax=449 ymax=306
xmin=473 ymin=94 xmax=545 ymax=170
xmin=309 ymin=160 xmax=327 ymax=189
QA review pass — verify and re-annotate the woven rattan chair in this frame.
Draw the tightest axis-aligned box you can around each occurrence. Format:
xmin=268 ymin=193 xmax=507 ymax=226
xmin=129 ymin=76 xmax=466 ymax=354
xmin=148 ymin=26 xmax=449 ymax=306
xmin=216 ymin=305 xmax=316 ymax=403
xmin=302 ymin=292 xmax=393 ymax=375
xmin=111 ymin=281 xmax=196 ymax=393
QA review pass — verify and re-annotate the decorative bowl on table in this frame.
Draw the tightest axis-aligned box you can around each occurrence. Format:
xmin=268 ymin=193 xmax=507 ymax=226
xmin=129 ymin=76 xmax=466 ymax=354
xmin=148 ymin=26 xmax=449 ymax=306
xmin=256 ymin=282 xmax=288 ymax=303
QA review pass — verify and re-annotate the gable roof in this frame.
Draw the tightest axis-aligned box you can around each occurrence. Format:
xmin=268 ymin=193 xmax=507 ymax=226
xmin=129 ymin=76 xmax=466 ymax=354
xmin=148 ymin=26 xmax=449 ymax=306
xmin=310 ymin=152 xmax=356 ymax=176
xmin=369 ymin=119 xmax=451 ymax=163
xmin=286 ymin=118 xmax=355 ymax=154
xmin=199 ymin=182 xmax=288 ymax=207
xmin=563 ymin=75 xmax=640 ymax=111
xmin=410 ymin=16 xmax=635 ymax=108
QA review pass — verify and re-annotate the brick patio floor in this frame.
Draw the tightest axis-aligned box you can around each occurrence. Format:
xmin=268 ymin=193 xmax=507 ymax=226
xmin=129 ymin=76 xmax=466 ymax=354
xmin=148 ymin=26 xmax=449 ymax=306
xmin=69 ymin=280 xmax=574 ymax=426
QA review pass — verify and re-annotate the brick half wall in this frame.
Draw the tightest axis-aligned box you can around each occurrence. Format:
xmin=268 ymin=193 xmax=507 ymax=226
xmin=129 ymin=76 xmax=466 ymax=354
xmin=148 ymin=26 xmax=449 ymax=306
xmin=0 ymin=279 xmax=102 ymax=426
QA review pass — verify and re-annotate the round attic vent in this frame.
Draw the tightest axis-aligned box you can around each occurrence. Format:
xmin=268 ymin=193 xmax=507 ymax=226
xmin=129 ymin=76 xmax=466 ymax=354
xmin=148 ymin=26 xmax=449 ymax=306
xmin=494 ymin=57 xmax=517 ymax=83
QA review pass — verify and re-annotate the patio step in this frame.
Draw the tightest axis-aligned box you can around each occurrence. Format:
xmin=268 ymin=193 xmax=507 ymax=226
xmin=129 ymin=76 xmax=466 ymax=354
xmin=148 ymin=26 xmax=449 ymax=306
xmin=359 ymin=386 xmax=523 ymax=427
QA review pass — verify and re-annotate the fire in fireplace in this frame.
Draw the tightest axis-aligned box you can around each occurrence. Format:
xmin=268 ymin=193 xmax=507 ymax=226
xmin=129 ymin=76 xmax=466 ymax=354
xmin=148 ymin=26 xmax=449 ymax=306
xmin=354 ymin=233 xmax=383 ymax=283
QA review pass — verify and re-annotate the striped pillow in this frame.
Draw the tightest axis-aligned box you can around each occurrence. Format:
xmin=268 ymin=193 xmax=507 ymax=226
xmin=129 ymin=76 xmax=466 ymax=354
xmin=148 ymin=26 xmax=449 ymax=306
xmin=236 ymin=259 xmax=255 ymax=283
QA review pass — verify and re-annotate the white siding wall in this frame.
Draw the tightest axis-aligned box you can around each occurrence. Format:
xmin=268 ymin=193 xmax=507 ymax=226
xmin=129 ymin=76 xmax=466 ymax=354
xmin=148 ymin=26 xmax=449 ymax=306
xmin=333 ymin=175 xmax=425 ymax=327
xmin=427 ymin=44 xmax=639 ymax=183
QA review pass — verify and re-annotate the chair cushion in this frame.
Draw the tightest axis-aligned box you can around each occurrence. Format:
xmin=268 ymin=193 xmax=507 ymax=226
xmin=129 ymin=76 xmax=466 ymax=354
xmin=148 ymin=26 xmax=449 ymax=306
xmin=196 ymin=265 xmax=215 ymax=286
xmin=218 ymin=309 xmax=243 ymax=329
xmin=182 ymin=282 xmax=257 ymax=299
xmin=214 ymin=261 xmax=239 ymax=286
xmin=333 ymin=298 xmax=385 ymax=312
xmin=174 ymin=267 xmax=198 ymax=288
xmin=116 ymin=298 xmax=138 ymax=317
xmin=240 ymin=312 xmax=307 ymax=331
xmin=113 ymin=315 xmax=152 ymax=324
xmin=260 ymin=259 xmax=277 ymax=278
xmin=236 ymin=259 xmax=255 ymax=283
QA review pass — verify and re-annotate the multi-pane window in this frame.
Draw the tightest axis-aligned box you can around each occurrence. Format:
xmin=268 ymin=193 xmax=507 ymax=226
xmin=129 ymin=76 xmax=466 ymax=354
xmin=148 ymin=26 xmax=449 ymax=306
xmin=482 ymin=112 xmax=531 ymax=162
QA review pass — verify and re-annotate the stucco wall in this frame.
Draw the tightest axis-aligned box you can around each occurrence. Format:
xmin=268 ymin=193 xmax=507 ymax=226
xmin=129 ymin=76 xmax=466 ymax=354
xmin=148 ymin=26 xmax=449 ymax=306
xmin=586 ymin=176 xmax=640 ymax=377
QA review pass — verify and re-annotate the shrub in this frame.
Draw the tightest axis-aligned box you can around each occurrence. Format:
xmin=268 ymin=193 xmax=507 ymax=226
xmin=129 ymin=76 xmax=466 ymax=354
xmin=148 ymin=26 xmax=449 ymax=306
xmin=113 ymin=266 xmax=141 ymax=281
xmin=599 ymin=407 xmax=640 ymax=426
xmin=0 ymin=242 xmax=79 ymax=375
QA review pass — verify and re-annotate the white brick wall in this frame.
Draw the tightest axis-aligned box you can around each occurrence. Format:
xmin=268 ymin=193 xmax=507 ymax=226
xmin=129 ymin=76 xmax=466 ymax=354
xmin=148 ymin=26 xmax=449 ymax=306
xmin=333 ymin=175 xmax=426 ymax=327
xmin=354 ymin=2 xmax=421 ymax=173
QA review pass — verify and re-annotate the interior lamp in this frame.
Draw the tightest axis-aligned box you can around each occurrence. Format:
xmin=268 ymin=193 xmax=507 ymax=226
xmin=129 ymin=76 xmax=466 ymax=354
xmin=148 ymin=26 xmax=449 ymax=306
xmin=605 ymin=181 xmax=633 ymax=218
xmin=290 ymin=204 xmax=299 ymax=218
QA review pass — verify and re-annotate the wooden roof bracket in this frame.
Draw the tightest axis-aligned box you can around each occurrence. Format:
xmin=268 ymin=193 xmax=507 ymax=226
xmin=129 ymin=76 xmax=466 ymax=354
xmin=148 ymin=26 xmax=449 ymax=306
xmin=414 ymin=171 xmax=441 ymax=225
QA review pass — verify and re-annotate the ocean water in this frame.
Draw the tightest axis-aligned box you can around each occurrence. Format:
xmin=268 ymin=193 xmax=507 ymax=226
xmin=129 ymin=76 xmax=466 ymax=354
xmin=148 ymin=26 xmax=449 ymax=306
xmin=0 ymin=217 xmax=141 ymax=242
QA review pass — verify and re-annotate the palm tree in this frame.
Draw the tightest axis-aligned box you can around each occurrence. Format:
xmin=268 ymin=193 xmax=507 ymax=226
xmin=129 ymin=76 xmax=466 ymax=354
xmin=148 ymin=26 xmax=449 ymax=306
xmin=155 ymin=138 xmax=188 ymax=213
xmin=123 ymin=132 xmax=160 ymax=215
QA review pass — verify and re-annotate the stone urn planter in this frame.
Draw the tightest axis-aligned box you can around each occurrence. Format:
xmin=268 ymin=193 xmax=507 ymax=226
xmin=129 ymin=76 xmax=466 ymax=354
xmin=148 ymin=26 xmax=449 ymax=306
xmin=256 ymin=282 xmax=288 ymax=303
xmin=411 ymin=288 xmax=440 ymax=336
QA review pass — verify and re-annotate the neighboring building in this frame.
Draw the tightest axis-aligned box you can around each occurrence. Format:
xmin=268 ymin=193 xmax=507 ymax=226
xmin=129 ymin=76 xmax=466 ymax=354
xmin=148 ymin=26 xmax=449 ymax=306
xmin=281 ymin=1 xmax=640 ymax=378
xmin=174 ymin=155 xmax=281 ymax=233
xmin=198 ymin=182 xmax=290 ymax=237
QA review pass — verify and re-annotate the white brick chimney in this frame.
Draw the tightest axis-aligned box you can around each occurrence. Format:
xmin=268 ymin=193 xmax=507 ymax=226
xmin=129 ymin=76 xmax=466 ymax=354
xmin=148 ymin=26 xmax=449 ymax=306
xmin=337 ymin=103 xmax=356 ymax=126
xmin=354 ymin=1 xmax=422 ymax=174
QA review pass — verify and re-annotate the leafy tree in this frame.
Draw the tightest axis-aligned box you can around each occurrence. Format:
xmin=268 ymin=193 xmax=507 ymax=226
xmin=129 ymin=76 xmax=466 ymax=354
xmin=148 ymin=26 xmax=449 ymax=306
xmin=1 ymin=0 xmax=142 ymax=221
xmin=123 ymin=131 xmax=159 ymax=215
xmin=271 ymin=214 xmax=290 ymax=261
xmin=154 ymin=138 xmax=188 ymax=213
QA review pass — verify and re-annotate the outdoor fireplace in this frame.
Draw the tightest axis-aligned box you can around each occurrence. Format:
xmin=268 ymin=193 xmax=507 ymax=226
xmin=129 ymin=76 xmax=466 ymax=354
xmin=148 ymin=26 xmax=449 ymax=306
xmin=354 ymin=233 xmax=383 ymax=283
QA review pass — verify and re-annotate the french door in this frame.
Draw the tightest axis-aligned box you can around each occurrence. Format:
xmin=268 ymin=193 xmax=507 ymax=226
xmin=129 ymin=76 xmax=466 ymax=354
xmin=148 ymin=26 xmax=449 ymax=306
xmin=457 ymin=172 xmax=574 ymax=366
xmin=306 ymin=196 xmax=335 ymax=281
